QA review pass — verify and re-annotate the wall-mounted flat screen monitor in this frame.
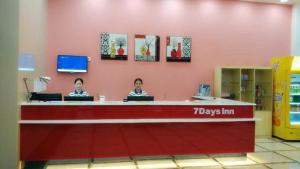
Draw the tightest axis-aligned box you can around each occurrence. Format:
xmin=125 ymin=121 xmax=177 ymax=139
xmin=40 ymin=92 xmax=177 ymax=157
xmin=57 ymin=55 xmax=88 ymax=73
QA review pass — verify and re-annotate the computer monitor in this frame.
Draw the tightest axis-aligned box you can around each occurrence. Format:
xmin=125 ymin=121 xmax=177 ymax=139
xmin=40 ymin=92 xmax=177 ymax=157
xmin=57 ymin=55 xmax=88 ymax=73
xmin=64 ymin=96 xmax=94 ymax=101
xmin=198 ymin=84 xmax=211 ymax=96
xmin=30 ymin=92 xmax=62 ymax=101
xmin=127 ymin=96 xmax=154 ymax=101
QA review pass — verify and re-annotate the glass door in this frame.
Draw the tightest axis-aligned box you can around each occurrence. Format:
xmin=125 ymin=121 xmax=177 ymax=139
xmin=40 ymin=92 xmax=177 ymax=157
xmin=290 ymin=74 xmax=300 ymax=126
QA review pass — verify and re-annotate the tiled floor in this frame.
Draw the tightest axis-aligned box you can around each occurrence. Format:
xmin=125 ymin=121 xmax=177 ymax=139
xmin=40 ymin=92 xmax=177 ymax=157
xmin=44 ymin=137 xmax=300 ymax=169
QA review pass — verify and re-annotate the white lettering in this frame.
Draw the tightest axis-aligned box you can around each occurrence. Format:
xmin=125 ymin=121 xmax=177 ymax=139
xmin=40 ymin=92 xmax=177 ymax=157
xmin=193 ymin=108 xmax=234 ymax=116
xmin=199 ymin=108 xmax=206 ymax=114
xmin=193 ymin=108 xmax=198 ymax=114
xmin=222 ymin=108 xmax=235 ymax=115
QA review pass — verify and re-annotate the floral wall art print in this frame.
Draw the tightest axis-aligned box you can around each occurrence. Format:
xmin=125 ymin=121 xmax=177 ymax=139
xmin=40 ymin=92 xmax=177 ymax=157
xmin=135 ymin=35 xmax=160 ymax=62
xmin=166 ymin=36 xmax=191 ymax=62
xmin=101 ymin=33 xmax=128 ymax=60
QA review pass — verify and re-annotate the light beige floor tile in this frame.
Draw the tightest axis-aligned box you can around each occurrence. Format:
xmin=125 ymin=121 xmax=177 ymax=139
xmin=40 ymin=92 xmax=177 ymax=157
xmin=93 ymin=157 xmax=132 ymax=163
xmin=173 ymin=154 xmax=209 ymax=159
xmin=255 ymin=146 xmax=269 ymax=152
xmin=183 ymin=166 xmax=223 ymax=169
xmin=256 ymin=142 xmax=298 ymax=151
xmin=276 ymin=150 xmax=300 ymax=162
xmin=255 ymin=138 xmax=277 ymax=143
xmin=247 ymin=152 xmax=293 ymax=163
xmin=210 ymin=153 xmax=246 ymax=158
xmin=283 ymin=142 xmax=300 ymax=149
xmin=224 ymin=164 xmax=268 ymax=169
xmin=91 ymin=161 xmax=136 ymax=169
xmin=271 ymin=137 xmax=284 ymax=142
xmin=266 ymin=162 xmax=300 ymax=169
xmin=46 ymin=164 xmax=88 ymax=169
xmin=132 ymin=155 xmax=172 ymax=160
xmin=175 ymin=158 xmax=220 ymax=168
xmin=136 ymin=159 xmax=177 ymax=169
xmin=215 ymin=157 xmax=256 ymax=166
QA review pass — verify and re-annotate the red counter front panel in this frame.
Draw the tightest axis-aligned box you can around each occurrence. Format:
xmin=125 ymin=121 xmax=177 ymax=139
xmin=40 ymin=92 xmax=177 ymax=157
xmin=20 ymin=105 xmax=254 ymax=161
xmin=21 ymin=105 xmax=253 ymax=120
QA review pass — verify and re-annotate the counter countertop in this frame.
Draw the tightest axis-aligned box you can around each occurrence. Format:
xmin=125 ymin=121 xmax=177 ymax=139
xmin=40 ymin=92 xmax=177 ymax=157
xmin=21 ymin=98 xmax=255 ymax=106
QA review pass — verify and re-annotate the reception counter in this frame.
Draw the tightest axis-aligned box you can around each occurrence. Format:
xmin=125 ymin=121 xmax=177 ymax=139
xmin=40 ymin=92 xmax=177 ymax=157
xmin=20 ymin=99 xmax=255 ymax=161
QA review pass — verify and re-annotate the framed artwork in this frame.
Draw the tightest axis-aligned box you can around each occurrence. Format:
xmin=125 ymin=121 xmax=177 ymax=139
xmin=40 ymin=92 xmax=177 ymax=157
xmin=101 ymin=33 xmax=128 ymax=60
xmin=166 ymin=36 xmax=191 ymax=62
xmin=135 ymin=35 xmax=160 ymax=62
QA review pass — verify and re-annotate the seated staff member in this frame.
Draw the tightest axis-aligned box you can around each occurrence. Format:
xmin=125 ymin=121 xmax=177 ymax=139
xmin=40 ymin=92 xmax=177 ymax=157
xmin=128 ymin=78 xmax=148 ymax=96
xmin=69 ymin=78 xmax=89 ymax=96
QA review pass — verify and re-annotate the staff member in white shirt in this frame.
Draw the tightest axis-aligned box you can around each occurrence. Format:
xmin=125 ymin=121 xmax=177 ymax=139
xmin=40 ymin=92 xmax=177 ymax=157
xmin=69 ymin=78 xmax=88 ymax=96
xmin=128 ymin=78 xmax=148 ymax=96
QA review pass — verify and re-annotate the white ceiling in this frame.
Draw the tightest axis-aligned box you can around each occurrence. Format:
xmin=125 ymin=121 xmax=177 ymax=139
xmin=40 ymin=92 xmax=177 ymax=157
xmin=240 ymin=0 xmax=300 ymax=5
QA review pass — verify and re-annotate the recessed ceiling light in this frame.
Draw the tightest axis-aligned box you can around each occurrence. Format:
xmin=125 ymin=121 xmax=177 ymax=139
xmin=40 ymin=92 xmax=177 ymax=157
xmin=280 ymin=0 xmax=288 ymax=3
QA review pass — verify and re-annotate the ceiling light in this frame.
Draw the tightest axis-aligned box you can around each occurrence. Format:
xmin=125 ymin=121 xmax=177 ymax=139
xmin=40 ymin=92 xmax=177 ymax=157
xmin=280 ymin=0 xmax=288 ymax=3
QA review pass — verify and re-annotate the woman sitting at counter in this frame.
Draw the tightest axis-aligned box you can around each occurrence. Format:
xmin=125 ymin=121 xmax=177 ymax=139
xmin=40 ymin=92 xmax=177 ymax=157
xmin=69 ymin=78 xmax=89 ymax=96
xmin=128 ymin=78 xmax=148 ymax=96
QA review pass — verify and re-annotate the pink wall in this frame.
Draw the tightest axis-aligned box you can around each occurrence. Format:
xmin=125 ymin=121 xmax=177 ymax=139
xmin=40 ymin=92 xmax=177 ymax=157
xmin=47 ymin=0 xmax=291 ymax=100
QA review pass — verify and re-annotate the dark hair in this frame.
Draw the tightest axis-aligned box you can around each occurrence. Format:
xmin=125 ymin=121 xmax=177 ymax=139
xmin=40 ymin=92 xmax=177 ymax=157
xmin=134 ymin=78 xmax=143 ymax=85
xmin=74 ymin=78 xmax=84 ymax=84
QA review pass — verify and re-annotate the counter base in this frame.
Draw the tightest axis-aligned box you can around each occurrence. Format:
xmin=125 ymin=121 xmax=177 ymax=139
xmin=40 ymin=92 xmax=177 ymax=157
xmin=20 ymin=122 xmax=254 ymax=161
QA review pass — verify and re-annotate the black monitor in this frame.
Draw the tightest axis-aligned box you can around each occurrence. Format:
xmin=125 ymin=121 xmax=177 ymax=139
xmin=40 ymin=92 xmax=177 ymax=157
xmin=30 ymin=92 xmax=62 ymax=101
xmin=64 ymin=96 xmax=94 ymax=101
xmin=57 ymin=55 xmax=88 ymax=73
xmin=127 ymin=96 xmax=154 ymax=101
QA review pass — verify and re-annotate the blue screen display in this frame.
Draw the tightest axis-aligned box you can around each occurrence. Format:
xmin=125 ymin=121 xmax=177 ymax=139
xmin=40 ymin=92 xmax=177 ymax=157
xmin=57 ymin=55 xmax=88 ymax=73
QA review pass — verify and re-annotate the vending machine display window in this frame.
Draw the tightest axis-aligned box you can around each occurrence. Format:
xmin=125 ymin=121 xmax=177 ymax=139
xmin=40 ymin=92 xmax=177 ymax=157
xmin=290 ymin=74 xmax=300 ymax=126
